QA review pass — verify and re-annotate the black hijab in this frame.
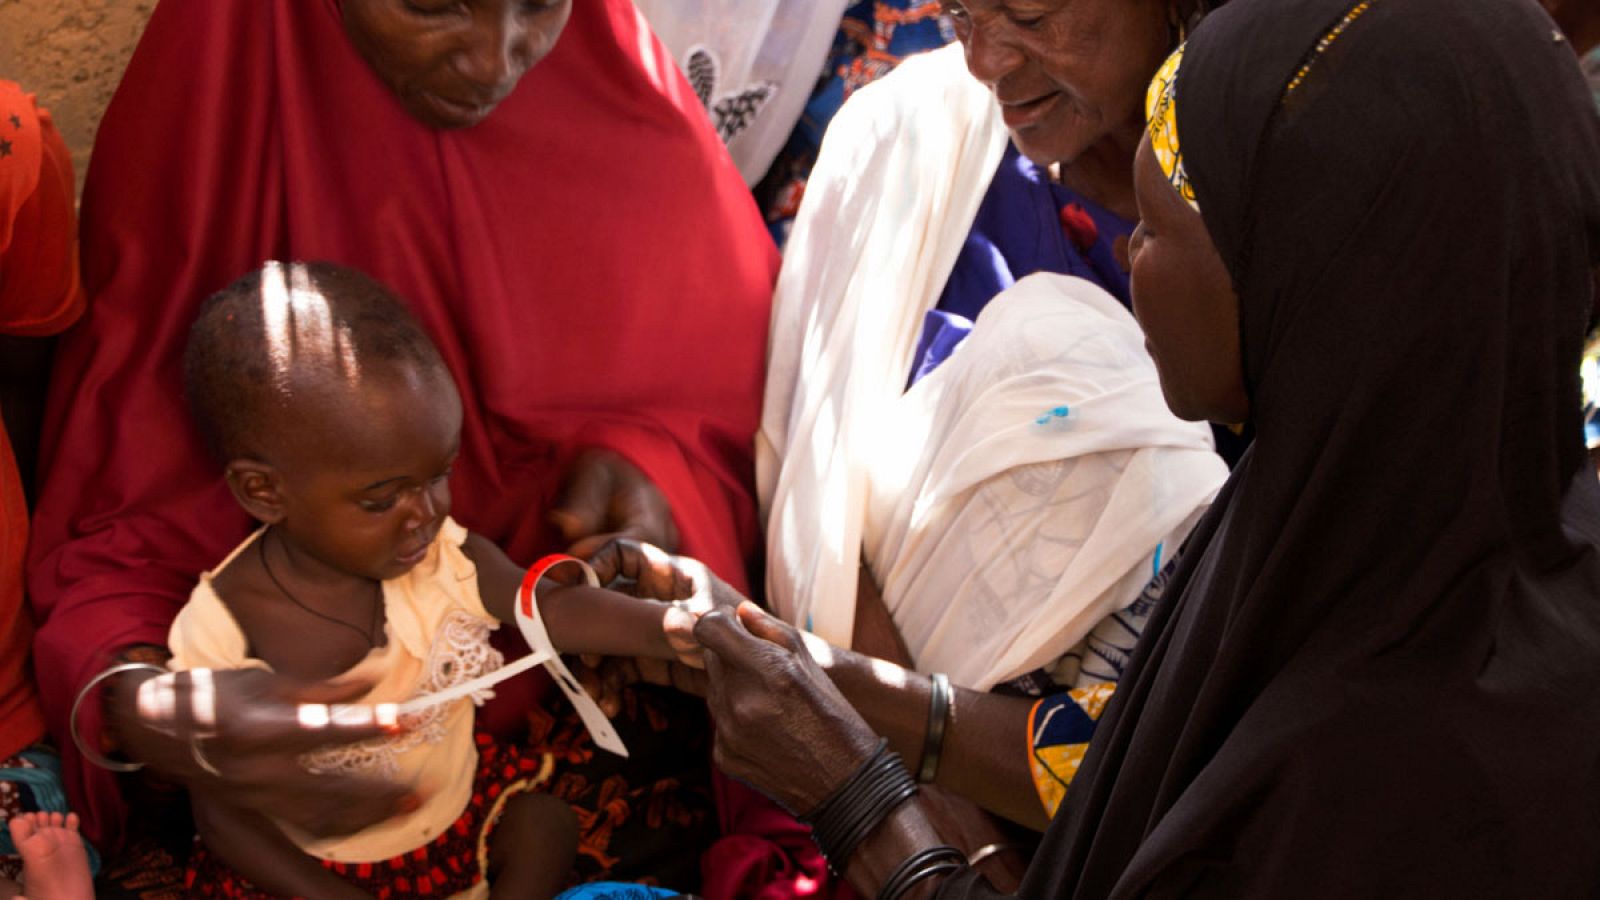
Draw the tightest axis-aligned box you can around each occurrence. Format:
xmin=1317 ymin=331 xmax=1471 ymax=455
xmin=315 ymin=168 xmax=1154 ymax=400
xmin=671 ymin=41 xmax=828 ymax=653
xmin=938 ymin=0 xmax=1600 ymax=896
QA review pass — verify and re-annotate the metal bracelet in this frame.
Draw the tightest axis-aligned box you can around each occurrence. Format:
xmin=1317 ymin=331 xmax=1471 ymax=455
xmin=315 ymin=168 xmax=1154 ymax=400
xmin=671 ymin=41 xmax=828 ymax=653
xmin=877 ymin=845 xmax=966 ymax=900
xmin=967 ymin=841 xmax=1024 ymax=867
xmin=70 ymin=661 xmax=169 ymax=773
xmin=802 ymin=739 xmax=916 ymax=874
xmin=190 ymin=735 xmax=222 ymax=777
xmin=917 ymin=673 xmax=951 ymax=783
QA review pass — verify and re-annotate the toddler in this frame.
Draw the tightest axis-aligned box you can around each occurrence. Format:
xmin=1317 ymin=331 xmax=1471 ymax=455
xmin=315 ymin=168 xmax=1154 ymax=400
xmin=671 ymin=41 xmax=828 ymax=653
xmin=169 ymin=261 xmax=695 ymax=899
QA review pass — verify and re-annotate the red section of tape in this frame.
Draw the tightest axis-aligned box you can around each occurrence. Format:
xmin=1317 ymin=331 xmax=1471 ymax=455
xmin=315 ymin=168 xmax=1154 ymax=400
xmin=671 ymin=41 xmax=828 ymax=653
xmin=519 ymin=553 xmax=585 ymax=618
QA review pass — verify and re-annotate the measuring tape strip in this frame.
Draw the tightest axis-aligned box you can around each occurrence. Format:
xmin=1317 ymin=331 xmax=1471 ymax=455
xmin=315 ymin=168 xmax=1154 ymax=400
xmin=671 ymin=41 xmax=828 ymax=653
xmin=146 ymin=557 xmax=634 ymax=759
xmin=389 ymin=553 xmax=629 ymax=757
xmin=512 ymin=554 xmax=628 ymax=757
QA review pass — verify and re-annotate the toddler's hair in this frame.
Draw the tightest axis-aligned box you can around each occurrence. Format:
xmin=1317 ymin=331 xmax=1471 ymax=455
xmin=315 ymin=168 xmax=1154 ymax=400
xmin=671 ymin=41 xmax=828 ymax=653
xmin=184 ymin=260 xmax=445 ymax=462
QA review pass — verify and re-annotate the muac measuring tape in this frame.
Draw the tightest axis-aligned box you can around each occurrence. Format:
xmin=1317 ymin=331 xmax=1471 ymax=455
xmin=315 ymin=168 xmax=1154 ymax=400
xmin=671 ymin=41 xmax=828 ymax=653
xmin=134 ymin=554 xmax=631 ymax=759
xmin=392 ymin=553 xmax=628 ymax=756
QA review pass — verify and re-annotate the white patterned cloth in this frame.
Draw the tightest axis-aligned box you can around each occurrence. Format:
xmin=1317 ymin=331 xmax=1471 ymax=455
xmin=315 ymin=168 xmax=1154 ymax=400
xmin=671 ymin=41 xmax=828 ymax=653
xmin=861 ymin=276 xmax=1224 ymax=689
xmin=632 ymin=0 xmax=851 ymax=185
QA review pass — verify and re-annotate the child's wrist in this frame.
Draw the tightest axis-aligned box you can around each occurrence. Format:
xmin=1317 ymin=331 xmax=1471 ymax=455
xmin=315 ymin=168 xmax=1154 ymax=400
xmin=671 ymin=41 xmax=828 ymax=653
xmin=519 ymin=553 xmax=600 ymax=617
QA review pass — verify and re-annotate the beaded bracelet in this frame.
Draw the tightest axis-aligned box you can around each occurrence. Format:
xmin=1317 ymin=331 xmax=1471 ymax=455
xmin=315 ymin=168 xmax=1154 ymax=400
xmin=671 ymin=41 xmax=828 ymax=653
xmin=800 ymin=738 xmax=920 ymax=874
xmin=877 ymin=845 xmax=967 ymax=900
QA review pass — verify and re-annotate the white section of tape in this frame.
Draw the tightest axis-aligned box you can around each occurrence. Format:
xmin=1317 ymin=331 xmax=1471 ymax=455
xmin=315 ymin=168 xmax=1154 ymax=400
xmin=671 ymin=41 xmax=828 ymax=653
xmin=386 ymin=562 xmax=630 ymax=757
xmin=394 ymin=650 xmax=548 ymax=716
xmin=515 ymin=583 xmax=629 ymax=758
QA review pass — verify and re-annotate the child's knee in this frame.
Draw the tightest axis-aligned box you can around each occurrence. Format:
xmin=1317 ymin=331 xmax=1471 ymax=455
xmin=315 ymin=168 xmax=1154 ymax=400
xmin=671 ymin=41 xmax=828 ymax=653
xmin=497 ymin=792 xmax=578 ymax=859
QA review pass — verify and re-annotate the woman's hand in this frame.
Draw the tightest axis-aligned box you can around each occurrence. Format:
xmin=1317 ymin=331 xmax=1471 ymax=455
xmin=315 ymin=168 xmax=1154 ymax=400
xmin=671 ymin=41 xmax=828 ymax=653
xmin=694 ymin=602 xmax=881 ymax=816
xmin=108 ymin=668 xmax=414 ymax=839
xmin=550 ymin=450 xmax=679 ymax=558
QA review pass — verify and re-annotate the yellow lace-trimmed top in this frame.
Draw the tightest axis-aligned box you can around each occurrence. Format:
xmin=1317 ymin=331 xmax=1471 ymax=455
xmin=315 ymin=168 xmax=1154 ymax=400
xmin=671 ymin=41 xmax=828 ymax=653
xmin=168 ymin=517 xmax=504 ymax=864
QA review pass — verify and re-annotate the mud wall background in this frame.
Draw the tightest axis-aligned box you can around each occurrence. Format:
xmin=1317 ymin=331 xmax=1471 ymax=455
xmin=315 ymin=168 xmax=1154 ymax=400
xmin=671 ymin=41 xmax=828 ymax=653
xmin=0 ymin=0 xmax=156 ymax=193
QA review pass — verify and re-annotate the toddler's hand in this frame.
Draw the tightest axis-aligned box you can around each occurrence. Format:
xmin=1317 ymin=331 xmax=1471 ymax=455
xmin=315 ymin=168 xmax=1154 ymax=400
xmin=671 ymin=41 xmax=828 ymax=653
xmin=664 ymin=603 xmax=705 ymax=668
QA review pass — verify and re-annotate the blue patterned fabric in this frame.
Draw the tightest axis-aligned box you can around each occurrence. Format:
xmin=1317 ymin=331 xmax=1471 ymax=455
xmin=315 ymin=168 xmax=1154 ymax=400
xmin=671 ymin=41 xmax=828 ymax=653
xmin=758 ymin=2 xmax=955 ymax=244
xmin=555 ymin=883 xmax=677 ymax=900
xmin=909 ymin=143 xmax=1134 ymax=387
xmin=906 ymin=143 xmax=1254 ymax=463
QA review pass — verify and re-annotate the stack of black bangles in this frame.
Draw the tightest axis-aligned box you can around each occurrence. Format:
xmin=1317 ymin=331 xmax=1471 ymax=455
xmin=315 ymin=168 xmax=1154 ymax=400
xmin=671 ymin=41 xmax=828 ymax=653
xmin=879 ymin=844 xmax=968 ymax=900
xmin=800 ymin=738 xmax=919 ymax=874
xmin=799 ymin=738 xmax=968 ymax=898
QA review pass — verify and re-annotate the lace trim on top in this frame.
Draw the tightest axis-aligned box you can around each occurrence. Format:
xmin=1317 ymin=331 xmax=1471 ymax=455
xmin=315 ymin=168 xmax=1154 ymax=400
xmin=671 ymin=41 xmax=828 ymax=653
xmin=300 ymin=611 xmax=503 ymax=779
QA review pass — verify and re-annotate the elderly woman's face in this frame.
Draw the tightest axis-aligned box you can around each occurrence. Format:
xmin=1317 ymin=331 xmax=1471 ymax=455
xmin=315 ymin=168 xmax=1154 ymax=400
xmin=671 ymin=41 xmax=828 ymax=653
xmin=944 ymin=0 xmax=1173 ymax=167
xmin=342 ymin=0 xmax=573 ymax=130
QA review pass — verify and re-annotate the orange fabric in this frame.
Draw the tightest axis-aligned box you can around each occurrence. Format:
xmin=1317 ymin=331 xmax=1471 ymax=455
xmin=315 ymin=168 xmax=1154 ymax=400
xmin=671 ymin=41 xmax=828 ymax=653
xmin=0 ymin=80 xmax=82 ymax=759
xmin=0 ymin=82 xmax=83 ymax=336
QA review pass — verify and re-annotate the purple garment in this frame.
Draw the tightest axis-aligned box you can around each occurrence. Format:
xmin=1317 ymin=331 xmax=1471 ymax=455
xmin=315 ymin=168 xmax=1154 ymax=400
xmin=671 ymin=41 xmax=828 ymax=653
xmin=908 ymin=143 xmax=1134 ymax=387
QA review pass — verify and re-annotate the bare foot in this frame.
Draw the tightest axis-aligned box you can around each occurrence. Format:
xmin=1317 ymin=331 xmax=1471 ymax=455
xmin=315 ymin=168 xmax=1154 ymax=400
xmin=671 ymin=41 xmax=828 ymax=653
xmin=8 ymin=812 xmax=93 ymax=900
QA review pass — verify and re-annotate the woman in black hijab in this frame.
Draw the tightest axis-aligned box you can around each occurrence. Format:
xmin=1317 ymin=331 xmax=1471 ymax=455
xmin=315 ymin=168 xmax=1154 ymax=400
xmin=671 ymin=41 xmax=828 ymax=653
xmin=676 ymin=0 xmax=1600 ymax=895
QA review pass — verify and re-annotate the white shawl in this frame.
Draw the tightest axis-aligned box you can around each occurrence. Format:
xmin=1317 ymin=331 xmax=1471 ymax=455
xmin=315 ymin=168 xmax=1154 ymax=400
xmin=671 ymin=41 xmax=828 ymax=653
xmin=757 ymin=44 xmax=1226 ymax=688
xmin=758 ymin=43 xmax=1006 ymax=648
xmin=862 ymin=275 xmax=1224 ymax=689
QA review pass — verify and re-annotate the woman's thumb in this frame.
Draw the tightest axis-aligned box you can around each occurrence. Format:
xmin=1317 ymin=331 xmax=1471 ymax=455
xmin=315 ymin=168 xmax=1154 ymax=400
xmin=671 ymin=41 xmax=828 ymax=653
xmin=736 ymin=601 xmax=792 ymax=648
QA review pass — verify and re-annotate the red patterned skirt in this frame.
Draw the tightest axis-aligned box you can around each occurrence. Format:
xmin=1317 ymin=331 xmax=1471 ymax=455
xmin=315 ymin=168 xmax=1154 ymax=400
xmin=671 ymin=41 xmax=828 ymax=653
xmin=185 ymin=735 xmax=550 ymax=899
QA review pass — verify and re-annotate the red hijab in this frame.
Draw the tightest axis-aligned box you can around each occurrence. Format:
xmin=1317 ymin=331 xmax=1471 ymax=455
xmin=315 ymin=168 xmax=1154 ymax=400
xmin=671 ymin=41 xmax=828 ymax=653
xmin=28 ymin=0 xmax=775 ymax=847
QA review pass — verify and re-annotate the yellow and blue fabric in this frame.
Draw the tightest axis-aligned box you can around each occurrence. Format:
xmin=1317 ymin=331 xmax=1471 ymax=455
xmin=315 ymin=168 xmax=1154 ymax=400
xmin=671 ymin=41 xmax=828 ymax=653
xmin=1144 ymin=45 xmax=1199 ymax=212
xmin=1027 ymin=683 xmax=1117 ymax=818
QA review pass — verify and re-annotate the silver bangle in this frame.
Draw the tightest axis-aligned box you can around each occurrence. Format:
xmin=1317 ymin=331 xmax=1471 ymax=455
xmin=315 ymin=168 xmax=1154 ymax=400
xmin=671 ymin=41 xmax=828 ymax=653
xmin=190 ymin=736 xmax=222 ymax=777
xmin=967 ymin=841 xmax=1024 ymax=867
xmin=70 ymin=661 xmax=168 ymax=773
xmin=917 ymin=673 xmax=951 ymax=783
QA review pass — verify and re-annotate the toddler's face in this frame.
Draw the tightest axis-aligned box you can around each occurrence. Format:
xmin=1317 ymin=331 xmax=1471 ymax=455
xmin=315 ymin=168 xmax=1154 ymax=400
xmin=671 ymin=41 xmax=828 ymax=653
xmin=271 ymin=362 xmax=464 ymax=582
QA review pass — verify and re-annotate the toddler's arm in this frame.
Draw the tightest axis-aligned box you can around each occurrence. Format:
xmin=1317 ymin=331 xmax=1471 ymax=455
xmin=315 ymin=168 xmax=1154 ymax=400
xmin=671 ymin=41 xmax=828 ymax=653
xmin=462 ymin=532 xmax=692 ymax=662
xmin=191 ymin=791 xmax=371 ymax=900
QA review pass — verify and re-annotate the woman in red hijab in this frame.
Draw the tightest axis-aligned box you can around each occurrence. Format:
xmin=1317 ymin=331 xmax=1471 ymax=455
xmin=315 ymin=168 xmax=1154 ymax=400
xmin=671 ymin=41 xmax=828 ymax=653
xmin=25 ymin=0 xmax=776 ymax=885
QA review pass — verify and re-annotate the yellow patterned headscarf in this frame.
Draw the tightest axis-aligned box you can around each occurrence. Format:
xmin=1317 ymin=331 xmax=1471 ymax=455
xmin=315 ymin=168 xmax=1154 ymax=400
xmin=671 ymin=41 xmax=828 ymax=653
xmin=1144 ymin=45 xmax=1199 ymax=212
